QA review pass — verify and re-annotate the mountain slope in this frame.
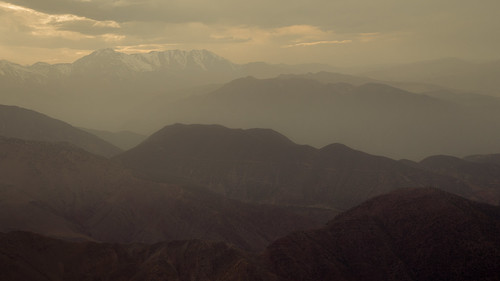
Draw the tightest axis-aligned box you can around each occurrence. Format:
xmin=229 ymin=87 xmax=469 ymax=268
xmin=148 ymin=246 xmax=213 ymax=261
xmin=133 ymin=76 xmax=500 ymax=159
xmin=0 ymin=232 xmax=276 ymax=281
xmin=0 ymin=136 xmax=319 ymax=251
xmin=265 ymin=188 xmax=500 ymax=281
xmin=116 ymin=124 xmax=474 ymax=210
xmin=417 ymin=155 xmax=500 ymax=204
xmin=0 ymin=104 xmax=121 ymax=157
xmin=2 ymin=188 xmax=500 ymax=281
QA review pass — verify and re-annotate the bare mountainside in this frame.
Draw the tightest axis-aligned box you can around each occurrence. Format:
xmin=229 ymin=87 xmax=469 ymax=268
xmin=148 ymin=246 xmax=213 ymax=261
xmin=116 ymin=124 xmax=480 ymax=210
xmin=130 ymin=77 xmax=500 ymax=159
xmin=0 ymin=232 xmax=276 ymax=281
xmin=265 ymin=188 xmax=500 ymax=281
xmin=0 ymin=104 xmax=121 ymax=157
xmin=0 ymin=137 xmax=320 ymax=251
xmin=2 ymin=188 xmax=500 ymax=281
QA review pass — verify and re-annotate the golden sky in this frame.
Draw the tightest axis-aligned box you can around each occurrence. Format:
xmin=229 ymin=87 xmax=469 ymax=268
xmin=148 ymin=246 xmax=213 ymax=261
xmin=1 ymin=0 xmax=499 ymax=66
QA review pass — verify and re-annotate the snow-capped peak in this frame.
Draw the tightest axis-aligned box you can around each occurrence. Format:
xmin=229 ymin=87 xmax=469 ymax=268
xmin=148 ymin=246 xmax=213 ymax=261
xmin=0 ymin=48 xmax=238 ymax=80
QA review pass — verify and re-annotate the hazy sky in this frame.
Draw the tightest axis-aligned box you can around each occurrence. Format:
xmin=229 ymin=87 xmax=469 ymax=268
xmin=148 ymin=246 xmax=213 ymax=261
xmin=1 ymin=0 xmax=499 ymax=66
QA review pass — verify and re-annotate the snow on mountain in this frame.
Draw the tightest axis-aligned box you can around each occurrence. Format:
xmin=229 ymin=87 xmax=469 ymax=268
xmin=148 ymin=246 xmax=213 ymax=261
xmin=0 ymin=60 xmax=46 ymax=82
xmin=0 ymin=48 xmax=238 ymax=81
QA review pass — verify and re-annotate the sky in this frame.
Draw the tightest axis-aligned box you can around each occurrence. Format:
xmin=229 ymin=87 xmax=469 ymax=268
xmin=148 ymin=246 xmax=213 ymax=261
xmin=0 ymin=0 xmax=499 ymax=67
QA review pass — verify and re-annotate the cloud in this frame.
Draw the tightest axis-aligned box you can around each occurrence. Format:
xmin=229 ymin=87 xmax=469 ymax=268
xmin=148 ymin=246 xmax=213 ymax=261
xmin=1 ymin=0 xmax=500 ymax=66
xmin=284 ymin=40 xmax=352 ymax=48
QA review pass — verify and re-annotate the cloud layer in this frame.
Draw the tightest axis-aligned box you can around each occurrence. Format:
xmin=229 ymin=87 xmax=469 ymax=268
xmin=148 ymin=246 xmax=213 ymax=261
xmin=1 ymin=0 xmax=499 ymax=66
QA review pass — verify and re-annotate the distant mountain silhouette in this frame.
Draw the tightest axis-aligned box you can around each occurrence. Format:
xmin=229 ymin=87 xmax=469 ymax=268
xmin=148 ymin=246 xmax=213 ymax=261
xmin=117 ymin=124 xmax=475 ymax=210
xmin=363 ymin=58 xmax=500 ymax=97
xmin=0 ymin=49 xmax=336 ymax=131
xmin=0 ymin=137 xmax=319 ymax=251
xmin=131 ymin=76 xmax=500 ymax=159
xmin=2 ymin=188 xmax=499 ymax=281
xmin=464 ymin=153 xmax=500 ymax=165
xmin=265 ymin=188 xmax=500 ymax=281
xmin=0 ymin=104 xmax=121 ymax=157
xmin=278 ymin=71 xmax=448 ymax=93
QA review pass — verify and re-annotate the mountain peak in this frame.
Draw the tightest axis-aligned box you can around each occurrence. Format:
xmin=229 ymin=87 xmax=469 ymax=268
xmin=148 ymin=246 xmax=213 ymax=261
xmin=91 ymin=48 xmax=119 ymax=56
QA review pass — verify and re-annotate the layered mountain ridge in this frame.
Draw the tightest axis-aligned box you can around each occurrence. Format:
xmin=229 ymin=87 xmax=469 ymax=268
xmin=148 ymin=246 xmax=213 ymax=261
xmin=117 ymin=123 xmax=482 ymax=210
xmin=0 ymin=136 xmax=320 ymax=251
xmin=0 ymin=104 xmax=121 ymax=157
xmin=2 ymin=188 xmax=499 ymax=281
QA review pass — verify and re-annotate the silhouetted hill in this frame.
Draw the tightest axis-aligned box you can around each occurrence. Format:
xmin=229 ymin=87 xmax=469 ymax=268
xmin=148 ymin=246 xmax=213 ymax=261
xmin=0 ymin=136 xmax=320 ymax=251
xmin=133 ymin=77 xmax=500 ymax=159
xmin=265 ymin=188 xmax=500 ymax=281
xmin=117 ymin=124 xmax=474 ymax=210
xmin=0 ymin=104 xmax=121 ymax=157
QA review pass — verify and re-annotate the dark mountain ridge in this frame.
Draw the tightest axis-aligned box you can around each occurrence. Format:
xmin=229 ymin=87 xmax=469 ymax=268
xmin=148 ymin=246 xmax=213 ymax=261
xmin=265 ymin=188 xmax=500 ymax=281
xmin=2 ymin=188 xmax=500 ymax=281
xmin=117 ymin=124 xmax=478 ymax=210
xmin=132 ymin=76 xmax=500 ymax=159
xmin=0 ymin=136 xmax=320 ymax=251
xmin=0 ymin=104 xmax=121 ymax=157
xmin=416 ymin=154 xmax=500 ymax=204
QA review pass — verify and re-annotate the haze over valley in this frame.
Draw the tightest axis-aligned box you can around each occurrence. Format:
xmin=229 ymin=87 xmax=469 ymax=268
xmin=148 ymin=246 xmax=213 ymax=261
xmin=1 ymin=0 xmax=500 ymax=280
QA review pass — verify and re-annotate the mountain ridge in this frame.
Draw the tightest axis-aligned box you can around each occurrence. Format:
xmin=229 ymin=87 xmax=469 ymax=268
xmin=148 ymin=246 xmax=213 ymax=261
xmin=116 ymin=123 xmax=481 ymax=210
xmin=0 ymin=104 xmax=122 ymax=157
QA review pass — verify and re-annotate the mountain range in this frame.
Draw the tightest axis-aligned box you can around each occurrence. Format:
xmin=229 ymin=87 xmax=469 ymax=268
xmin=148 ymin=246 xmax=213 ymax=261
xmin=0 ymin=136 xmax=320 ymax=251
xmin=2 ymin=50 xmax=500 ymax=160
xmin=116 ymin=123 xmax=498 ymax=210
xmin=127 ymin=76 xmax=500 ymax=159
xmin=362 ymin=57 xmax=500 ymax=97
xmin=2 ymin=188 xmax=499 ymax=281
xmin=0 ymin=49 xmax=337 ymax=131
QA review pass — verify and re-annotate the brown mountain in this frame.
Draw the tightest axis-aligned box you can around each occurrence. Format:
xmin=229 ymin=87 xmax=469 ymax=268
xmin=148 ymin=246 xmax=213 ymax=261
xmin=0 ymin=136 xmax=318 ymax=251
xmin=116 ymin=124 xmax=473 ymax=210
xmin=265 ymin=188 xmax=500 ymax=281
xmin=0 ymin=104 xmax=121 ymax=157
xmin=0 ymin=231 xmax=276 ymax=281
xmin=2 ymin=188 xmax=500 ymax=281
xmin=417 ymin=155 xmax=500 ymax=205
